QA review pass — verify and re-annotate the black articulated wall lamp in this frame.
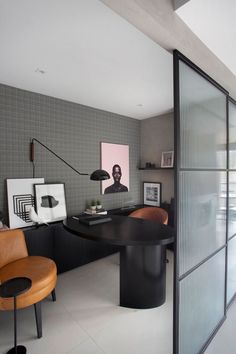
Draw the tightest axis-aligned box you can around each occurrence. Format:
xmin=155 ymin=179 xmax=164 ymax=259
xmin=30 ymin=138 xmax=110 ymax=181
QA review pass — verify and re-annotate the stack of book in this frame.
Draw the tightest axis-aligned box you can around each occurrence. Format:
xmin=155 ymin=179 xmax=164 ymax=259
xmin=80 ymin=215 xmax=112 ymax=226
xmin=84 ymin=208 xmax=107 ymax=215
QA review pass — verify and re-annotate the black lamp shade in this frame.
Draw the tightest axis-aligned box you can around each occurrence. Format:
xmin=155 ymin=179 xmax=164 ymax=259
xmin=90 ymin=169 xmax=110 ymax=181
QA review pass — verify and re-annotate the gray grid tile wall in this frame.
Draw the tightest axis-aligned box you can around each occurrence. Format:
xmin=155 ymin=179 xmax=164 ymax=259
xmin=0 ymin=84 xmax=141 ymax=224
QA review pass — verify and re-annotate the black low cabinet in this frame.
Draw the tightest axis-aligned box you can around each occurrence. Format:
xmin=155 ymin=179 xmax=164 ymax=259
xmin=24 ymin=225 xmax=54 ymax=260
xmin=53 ymin=224 xmax=88 ymax=273
xmin=53 ymin=224 xmax=118 ymax=273
xmin=24 ymin=223 xmax=118 ymax=274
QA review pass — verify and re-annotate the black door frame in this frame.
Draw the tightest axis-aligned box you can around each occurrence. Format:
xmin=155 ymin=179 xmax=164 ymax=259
xmin=173 ymin=49 xmax=230 ymax=354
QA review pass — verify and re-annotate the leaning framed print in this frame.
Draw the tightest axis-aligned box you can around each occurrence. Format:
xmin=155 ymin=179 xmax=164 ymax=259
xmin=7 ymin=177 xmax=45 ymax=228
xmin=161 ymin=151 xmax=174 ymax=168
xmin=101 ymin=142 xmax=129 ymax=194
xmin=34 ymin=183 xmax=67 ymax=223
xmin=143 ymin=182 xmax=162 ymax=207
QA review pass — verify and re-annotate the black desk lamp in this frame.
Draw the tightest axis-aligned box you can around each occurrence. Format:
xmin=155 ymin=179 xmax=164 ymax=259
xmin=30 ymin=138 xmax=110 ymax=181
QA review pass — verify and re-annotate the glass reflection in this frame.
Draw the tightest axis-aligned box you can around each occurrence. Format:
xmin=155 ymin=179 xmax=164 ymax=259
xmin=229 ymin=172 xmax=236 ymax=238
xmin=179 ymin=61 xmax=226 ymax=169
xmin=229 ymin=101 xmax=236 ymax=169
xmin=179 ymin=171 xmax=226 ymax=276
xmin=227 ymin=237 xmax=236 ymax=304
xmin=179 ymin=249 xmax=225 ymax=354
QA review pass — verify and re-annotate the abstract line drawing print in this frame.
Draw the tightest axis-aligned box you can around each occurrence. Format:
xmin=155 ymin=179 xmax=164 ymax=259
xmin=13 ymin=194 xmax=34 ymax=223
xmin=7 ymin=178 xmax=45 ymax=228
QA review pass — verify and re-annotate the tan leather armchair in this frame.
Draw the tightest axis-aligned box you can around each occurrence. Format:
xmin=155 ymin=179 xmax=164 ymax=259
xmin=0 ymin=229 xmax=57 ymax=338
xmin=129 ymin=207 xmax=168 ymax=225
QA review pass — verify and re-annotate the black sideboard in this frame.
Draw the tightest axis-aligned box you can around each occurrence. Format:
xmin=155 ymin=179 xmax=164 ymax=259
xmin=24 ymin=223 xmax=118 ymax=274
xmin=24 ymin=204 xmax=174 ymax=274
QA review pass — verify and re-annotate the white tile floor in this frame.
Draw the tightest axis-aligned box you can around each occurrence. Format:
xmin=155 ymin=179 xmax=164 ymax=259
xmin=0 ymin=251 xmax=235 ymax=354
xmin=0 ymin=251 xmax=173 ymax=354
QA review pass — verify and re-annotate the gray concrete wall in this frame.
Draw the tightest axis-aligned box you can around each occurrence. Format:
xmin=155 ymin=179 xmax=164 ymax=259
xmin=140 ymin=112 xmax=174 ymax=203
xmin=102 ymin=0 xmax=236 ymax=100
xmin=174 ymin=0 xmax=190 ymax=10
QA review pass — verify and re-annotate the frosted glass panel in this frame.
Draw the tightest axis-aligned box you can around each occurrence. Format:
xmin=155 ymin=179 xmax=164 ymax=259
xmin=227 ymin=236 xmax=236 ymax=304
xmin=229 ymin=172 xmax=236 ymax=238
xmin=229 ymin=101 xmax=236 ymax=169
xmin=179 ymin=61 xmax=226 ymax=169
xmin=179 ymin=249 xmax=225 ymax=354
xmin=179 ymin=171 xmax=226 ymax=276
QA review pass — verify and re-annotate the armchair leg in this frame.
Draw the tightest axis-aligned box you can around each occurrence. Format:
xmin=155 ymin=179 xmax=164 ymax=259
xmin=51 ymin=289 xmax=56 ymax=302
xmin=34 ymin=302 xmax=42 ymax=338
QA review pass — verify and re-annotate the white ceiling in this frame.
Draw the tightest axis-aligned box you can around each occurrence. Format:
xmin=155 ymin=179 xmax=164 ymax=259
xmin=0 ymin=0 xmax=173 ymax=120
xmin=177 ymin=0 xmax=236 ymax=77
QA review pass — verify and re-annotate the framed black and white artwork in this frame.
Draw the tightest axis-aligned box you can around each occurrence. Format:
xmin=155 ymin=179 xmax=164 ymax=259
xmin=34 ymin=183 xmax=67 ymax=223
xmin=143 ymin=182 xmax=162 ymax=207
xmin=7 ymin=178 xmax=45 ymax=228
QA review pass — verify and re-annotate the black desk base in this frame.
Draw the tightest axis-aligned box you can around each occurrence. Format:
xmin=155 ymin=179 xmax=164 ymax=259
xmin=7 ymin=345 xmax=26 ymax=354
xmin=63 ymin=215 xmax=174 ymax=309
xmin=120 ymin=245 xmax=166 ymax=309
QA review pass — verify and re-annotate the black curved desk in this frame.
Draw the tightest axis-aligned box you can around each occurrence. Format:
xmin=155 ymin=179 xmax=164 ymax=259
xmin=63 ymin=215 xmax=174 ymax=309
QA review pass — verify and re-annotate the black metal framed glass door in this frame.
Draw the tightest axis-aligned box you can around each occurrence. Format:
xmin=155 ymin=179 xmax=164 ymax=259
xmin=174 ymin=50 xmax=228 ymax=354
xmin=227 ymin=97 xmax=236 ymax=306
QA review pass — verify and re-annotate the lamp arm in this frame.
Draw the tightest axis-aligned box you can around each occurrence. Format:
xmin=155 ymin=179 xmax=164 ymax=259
xmin=30 ymin=138 xmax=89 ymax=176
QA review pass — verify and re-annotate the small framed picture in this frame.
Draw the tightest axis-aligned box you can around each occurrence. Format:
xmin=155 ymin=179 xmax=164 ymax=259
xmin=34 ymin=183 xmax=67 ymax=223
xmin=161 ymin=151 xmax=174 ymax=168
xmin=143 ymin=182 xmax=162 ymax=207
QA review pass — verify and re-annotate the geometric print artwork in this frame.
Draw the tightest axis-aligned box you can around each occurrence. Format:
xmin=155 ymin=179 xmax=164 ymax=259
xmin=13 ymin=194 xmax=35 ymax=223
xmin=7 ymin=178 xmax=44 ymax=228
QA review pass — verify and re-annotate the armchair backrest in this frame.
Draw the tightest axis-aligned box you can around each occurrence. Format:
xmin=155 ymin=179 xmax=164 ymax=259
xmin=0 ymin=229 xmax=28 ymax=269
xmin=129 ymin=207 xmax=168 ymax=225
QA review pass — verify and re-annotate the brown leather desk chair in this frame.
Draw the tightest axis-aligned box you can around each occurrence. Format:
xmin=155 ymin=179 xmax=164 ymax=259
xmin=0 ymin=229 xmax=57 ymax=338
xmin=129 ymin=207 xmax=168 ymax=225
